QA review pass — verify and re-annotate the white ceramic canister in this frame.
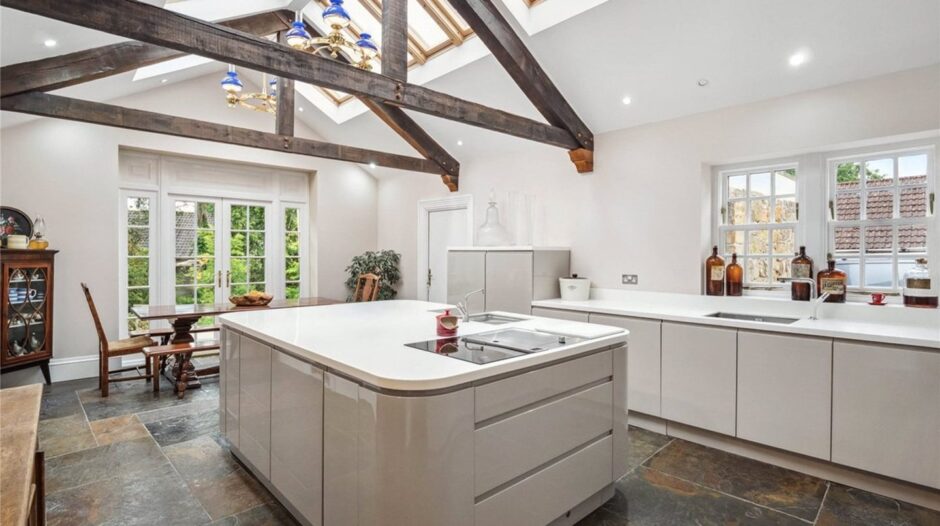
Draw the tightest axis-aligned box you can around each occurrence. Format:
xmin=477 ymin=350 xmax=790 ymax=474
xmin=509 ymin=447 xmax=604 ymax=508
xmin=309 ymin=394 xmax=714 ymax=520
xmin=559 ymin=274 xmax=590 ymax=301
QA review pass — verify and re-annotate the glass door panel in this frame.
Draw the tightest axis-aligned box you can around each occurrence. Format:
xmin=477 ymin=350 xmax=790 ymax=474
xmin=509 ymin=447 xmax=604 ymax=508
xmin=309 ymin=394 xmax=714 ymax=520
xmin=6 ymin=266 xmax=49 ymax=359
xmin=224 ymin=202 xmax=269 ymax=297
xmin=174 ymin=199 xmax=223 ymax=311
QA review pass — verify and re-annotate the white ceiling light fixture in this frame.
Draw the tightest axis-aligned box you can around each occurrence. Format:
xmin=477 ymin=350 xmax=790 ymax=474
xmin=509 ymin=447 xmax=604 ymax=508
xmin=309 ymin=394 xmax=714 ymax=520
xmin=457 ymin=140 xmax=464 ymax=146
xmin=43 ymin=39 xmax=57 ymax=48
xmin=369 ymin=162 xmax=377 ymax=169
xmin=299 ymin=106 xmax=305 ymax=112
xmin=161 ymin=78 xmax=168 ymax=83
xmin=621 ymin=96 xmax=632 ymax=105
xmin=697 ymin=78 xmax=709 ymax=87
xmin=788 ymin=49 xmax=811 ymax=67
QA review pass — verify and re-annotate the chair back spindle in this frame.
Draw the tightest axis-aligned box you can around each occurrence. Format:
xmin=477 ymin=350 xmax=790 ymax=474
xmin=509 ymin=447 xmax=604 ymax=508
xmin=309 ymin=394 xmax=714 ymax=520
xmin=353 ymin=273 xmax=381 ymax=302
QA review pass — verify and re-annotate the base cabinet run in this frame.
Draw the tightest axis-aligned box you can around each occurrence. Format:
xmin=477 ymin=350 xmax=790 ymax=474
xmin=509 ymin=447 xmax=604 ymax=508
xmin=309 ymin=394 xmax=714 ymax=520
xmin=832 ymin=341 xmax=940 ymax=489
xmin=220 ymin=328 xmax=627 ymax=526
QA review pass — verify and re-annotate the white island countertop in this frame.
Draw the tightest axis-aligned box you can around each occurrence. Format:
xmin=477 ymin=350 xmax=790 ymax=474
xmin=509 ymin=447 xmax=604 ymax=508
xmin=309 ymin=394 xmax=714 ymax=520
xmin=219 ymin=300 xmax=627 ymax=391
xmin=533 ymin=289 xmax=940 ymax=349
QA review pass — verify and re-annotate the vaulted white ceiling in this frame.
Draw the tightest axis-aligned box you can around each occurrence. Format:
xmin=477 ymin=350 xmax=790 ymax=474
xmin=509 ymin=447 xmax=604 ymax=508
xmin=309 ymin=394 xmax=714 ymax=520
xmin=2 ymin=0 xmax=939 ymax=170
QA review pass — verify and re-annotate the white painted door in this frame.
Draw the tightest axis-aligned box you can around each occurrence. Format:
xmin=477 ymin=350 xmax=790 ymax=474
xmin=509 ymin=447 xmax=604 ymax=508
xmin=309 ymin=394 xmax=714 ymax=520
xmin=426 ymin=208 xmax=468 ymax=302
xmin=168 ymin=197 xmax=224 ymax=308
xmin=222 ymin=201 xmax=273 ymax=298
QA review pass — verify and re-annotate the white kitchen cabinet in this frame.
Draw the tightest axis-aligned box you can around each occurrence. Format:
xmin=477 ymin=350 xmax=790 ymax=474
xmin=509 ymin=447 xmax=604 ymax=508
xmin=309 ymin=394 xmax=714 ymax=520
xmin=238 ymin=335 xmax=272 ymax=477
xmin=447 ymin=250 xmax=486 ymax=312
xmin=484 ymin=251 xmax=535 ymax=313
xmin=737 ymin=331 xmax=832 ymax=459
xmin=271 ymin=351 xmax=324 ymax=525
xmin=661 ymin=322 xmax=737 ymax=435
xmin=447 ymin=248 xmax=569 ymax=315
xmin=221 ymin=328 xmax=240 ymax=448
xmin=589 ymin=313 xmax=661 ymax=416
xmin=832 ymin=342 xmax=940 ymax=489
xmin=530 ymin=306 xmax=590 ymax=322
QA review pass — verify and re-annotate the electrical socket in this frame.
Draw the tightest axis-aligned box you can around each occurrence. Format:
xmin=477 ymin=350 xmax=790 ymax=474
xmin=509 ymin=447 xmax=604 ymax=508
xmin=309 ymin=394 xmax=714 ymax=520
xmin=622 ymin=274 xmax=638 ymax=285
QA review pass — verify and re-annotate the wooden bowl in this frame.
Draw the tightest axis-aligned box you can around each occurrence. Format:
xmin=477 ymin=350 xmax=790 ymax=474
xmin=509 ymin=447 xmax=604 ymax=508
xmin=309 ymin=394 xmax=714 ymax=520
xmin=229 ymin=293 xmax=273 ymax=307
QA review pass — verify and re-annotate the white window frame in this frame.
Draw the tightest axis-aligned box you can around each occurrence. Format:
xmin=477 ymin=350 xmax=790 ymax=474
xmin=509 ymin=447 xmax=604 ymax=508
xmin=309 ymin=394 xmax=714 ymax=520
xmin=118 ymin=189 xmax=159 ymax=338
xmin=826 ymin=146 xmax=935 ymax=294
xmin=717 ymin=162 xmax=801 ymax=289
xmin=280 ymin=202 xmax=310 ymax=299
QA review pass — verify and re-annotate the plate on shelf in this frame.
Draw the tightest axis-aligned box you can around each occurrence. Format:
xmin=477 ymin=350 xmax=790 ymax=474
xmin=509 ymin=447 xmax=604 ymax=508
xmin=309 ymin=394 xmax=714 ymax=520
xmin=0 ymin=207 xmax=32 ymax=247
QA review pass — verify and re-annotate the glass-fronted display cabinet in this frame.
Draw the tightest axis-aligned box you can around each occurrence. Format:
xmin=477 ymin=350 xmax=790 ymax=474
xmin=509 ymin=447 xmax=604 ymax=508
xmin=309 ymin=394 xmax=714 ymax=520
xmin=1 ymin=249 xmax=57 ymax=383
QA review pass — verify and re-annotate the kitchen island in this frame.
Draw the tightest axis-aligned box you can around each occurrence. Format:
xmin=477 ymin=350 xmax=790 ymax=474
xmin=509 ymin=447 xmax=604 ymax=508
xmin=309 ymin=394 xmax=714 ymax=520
xmin=218 ymin=300 xmax=628 ymax=526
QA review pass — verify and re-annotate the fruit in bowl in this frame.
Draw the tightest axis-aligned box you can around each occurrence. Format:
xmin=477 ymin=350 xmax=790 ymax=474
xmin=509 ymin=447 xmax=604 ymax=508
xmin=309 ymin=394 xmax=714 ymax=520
xmin=229 ymin=290 xmax=274 ymax=307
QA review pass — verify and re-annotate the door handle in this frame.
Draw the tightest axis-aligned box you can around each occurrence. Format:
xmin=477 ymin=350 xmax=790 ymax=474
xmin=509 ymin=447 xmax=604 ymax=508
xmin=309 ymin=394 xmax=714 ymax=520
xmin=427 ymin=268 xmax=432 ymax=288
xmin=217 ymin=270 xmax=222 ymax=287
xmin=226 ymin=270 xmax=231 ymax=288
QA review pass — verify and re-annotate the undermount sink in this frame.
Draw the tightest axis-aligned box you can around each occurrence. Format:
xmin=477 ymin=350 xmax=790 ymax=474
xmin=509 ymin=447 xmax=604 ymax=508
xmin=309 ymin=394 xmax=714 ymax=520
xmin=468 ymin=313 xmax=526 ymax=325
xmin=705 ymin=312 xmax=799 ymax=324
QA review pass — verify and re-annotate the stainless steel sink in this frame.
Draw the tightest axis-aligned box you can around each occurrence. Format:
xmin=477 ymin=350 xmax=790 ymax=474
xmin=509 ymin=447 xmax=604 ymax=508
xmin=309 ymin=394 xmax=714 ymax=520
xmin=468 ymin=313 xmax=526 ymax=325
xmin=462 ymin=328 xmax=586 ymax=352
xmin=705 ymin=312 xmax=799 ymax=324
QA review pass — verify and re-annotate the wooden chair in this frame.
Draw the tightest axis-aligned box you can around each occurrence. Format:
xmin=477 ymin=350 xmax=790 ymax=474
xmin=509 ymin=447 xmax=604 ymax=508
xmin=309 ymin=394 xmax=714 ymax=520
xmin=143 ymin=339 xmax=220 ymax=397
xmin=81 ymin=283 xmax=153 ymax=397
xmin=353 ymin=273 xmax=381 ymax=302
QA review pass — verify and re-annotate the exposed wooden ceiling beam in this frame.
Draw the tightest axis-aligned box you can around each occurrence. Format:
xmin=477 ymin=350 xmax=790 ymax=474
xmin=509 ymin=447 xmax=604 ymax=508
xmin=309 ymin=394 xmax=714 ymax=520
xmin=1 ymin=0 xmax=580 ymax=150
xmin=447 ymin=0 xmax=594 ymax=153
xmin=0 ymin=92 xmax=443 ymax=174
xmin=275 ymin=31 xmax=295 ymax=137
xmin=0 ymin=11 xmax=288 ymax=98
xmin=381 ymin=0 xmax=409 ymax=82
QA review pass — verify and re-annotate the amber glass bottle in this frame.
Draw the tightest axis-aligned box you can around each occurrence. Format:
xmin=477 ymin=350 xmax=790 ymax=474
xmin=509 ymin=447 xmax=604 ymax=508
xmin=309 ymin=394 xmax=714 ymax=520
xmin=705 ymin=246 xmax=725 ymax=296
xmin=790 ymin=246 xmax=814 ymax=301
xmin=726 ymin=253 xmax=743 ymax=296
xmin=817 ymin=256 xmax=847 ymax=303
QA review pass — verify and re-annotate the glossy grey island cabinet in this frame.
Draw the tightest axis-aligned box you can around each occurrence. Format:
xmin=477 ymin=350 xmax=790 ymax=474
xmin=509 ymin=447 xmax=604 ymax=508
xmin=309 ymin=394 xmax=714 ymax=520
xmin=219 ymin=312 xmax=627 ymax=526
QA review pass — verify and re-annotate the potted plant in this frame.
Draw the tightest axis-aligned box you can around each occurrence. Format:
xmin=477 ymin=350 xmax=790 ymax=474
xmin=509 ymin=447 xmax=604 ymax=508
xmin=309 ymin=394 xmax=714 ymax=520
xmin=344 ymin=250 xmax=401 ymax=301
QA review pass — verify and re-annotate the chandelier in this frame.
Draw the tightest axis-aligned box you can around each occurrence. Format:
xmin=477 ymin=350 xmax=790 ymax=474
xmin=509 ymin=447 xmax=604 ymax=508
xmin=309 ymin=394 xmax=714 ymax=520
xmin=221 ymin=65 xmax=278 ymax=113
xmin=221 ymin=0 xmax=379 ymax=112
xmin=285 ymin=0 xmax=380 ymax=70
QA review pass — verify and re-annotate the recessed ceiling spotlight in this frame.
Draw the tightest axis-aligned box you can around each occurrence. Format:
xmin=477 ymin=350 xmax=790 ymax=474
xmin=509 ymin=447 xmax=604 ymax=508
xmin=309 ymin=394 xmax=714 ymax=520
xmin=697 ymin=78 xmax=709 ymax=87
xmin=298 ymin=106 xmax=305 ymax=112
xmin=161 ymin=78 xmax=168 ymax=84
xmin=43 ymin=39 xmax=57 ymax=48
xmin=457 ymin=140 xmax=464 ymax=146
xmin=369 ymin=162 xmax=377 ymax=169
xmin=788 ymin=49 xmax=810 ymax=67
xmin=621 ymin=96 xmax=632 ymax=105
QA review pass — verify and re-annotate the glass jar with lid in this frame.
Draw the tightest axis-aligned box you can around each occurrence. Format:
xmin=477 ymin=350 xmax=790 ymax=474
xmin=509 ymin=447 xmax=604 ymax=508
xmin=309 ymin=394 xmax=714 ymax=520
xmin=903 ymin=258 xmax=938 ymax=308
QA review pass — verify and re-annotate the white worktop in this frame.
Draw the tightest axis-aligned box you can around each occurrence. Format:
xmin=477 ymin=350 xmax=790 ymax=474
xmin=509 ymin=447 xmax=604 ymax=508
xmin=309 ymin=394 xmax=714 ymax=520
xmin=533 ymin=289 xmax=940 ymax=349
xmin=219 ymin=300 xmax=626 ymax=391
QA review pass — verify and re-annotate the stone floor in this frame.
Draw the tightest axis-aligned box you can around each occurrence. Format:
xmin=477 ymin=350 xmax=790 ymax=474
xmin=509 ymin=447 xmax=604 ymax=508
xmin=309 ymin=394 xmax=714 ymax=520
xmin=37 ymin=372 xmax=940 ymax=526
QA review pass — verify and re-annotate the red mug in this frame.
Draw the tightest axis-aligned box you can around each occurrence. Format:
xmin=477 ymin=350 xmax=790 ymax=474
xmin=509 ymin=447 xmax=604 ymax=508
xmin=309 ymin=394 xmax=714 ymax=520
xmin=870 ymin=293 xmax=886 ymax=304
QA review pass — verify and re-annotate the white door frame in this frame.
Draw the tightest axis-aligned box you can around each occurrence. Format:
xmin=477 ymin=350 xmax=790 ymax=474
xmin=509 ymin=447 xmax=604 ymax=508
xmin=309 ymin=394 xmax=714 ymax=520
xmin=417 ymin=194 xmax=474 ymax=300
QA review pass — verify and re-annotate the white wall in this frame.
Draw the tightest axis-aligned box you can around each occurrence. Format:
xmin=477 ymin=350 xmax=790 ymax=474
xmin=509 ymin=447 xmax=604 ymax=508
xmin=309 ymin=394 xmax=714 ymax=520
xmin=378 ymin=65 xmax=940 ymax=299
xmin=0 ymin=74 xmax=378 ymax=384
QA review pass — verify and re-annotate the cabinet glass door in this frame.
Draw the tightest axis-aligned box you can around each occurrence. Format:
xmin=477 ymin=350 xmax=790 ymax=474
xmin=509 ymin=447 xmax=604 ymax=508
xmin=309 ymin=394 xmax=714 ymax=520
xmin=6 ymin=265 xmax=49 ymax=360
xmin=223 ymin=202 xmax=271 ymax=297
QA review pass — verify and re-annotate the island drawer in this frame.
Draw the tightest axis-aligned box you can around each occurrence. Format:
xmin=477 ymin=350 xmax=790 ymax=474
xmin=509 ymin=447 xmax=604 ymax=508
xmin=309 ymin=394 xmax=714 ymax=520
xmin=474 ymin=381 xmax=613 ymax=496
xmin=475 ymin=435 xmax=612 ymax=526
xmin=474 ymin=350 xmax=612 ymax=422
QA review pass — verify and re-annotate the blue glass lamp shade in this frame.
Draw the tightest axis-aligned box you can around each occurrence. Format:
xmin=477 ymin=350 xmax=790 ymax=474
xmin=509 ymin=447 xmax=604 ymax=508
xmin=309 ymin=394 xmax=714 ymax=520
xmin=221 ymin=70 xmax=243 ymax=93
xmin=285 ymin=20 xmax=311 ymax=48
xmin=356 ymin=33 xmax=379 ymax=59
xmin=268 ymin=76 xmax=278 ymax=97
xmin=323 ymin=0 xmax=351 ymax=29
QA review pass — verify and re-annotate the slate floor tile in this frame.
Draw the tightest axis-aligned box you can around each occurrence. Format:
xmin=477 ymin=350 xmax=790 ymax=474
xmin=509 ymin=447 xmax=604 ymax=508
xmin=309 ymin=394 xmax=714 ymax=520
xmin=816 ymin=483 xmax=940 ymax=526
xmin=45 ymin=436 xmax=169 ymax=494
xmin=624 ymin=426 xmax=672 ymax=471
xmin=164 ymin=434 xmax=240 ymax=482
xmin=89 ymin=413 xmax=150 ymax=445
xmin=38 ymin=413 xmax=97 ymax=458
xmin=644 ymin=439 xmax=828 ymax=521
xmin=46 ymin=462 xmax=210 ymax=526
xmin=80 ymin=381 xmax=218 ymax=421
xmin=145 ymin=408 xmax=219 ymax=447
xmin=190 ymin=466 xmax=273 ymax=520
xmin=209 ymin=502 xmax=300 ymax=526
xmin=40 ymin=389 xmax=83 ymax=420
xmin=577 ymin=467 xmax=807 ymax=526
xmin=136 ymin=397 xmax=218 ymax=424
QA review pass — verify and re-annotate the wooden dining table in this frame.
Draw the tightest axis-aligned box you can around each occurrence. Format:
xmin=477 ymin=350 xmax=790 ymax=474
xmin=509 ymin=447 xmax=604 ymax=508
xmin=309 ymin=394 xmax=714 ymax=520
xmin=131 ymin=297 xmax=341 ymax=395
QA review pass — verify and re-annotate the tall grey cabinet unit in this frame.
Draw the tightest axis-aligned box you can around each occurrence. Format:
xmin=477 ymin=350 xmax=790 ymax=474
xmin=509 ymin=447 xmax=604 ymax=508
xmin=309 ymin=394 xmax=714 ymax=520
xmin=447 ymin=247 xmax=570 ymax=315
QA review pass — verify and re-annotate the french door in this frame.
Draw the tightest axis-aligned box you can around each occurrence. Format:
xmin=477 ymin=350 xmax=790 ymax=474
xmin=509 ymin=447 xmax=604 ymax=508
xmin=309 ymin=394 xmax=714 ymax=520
xmin=166 ymin=196 xmax=272 ymax=310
